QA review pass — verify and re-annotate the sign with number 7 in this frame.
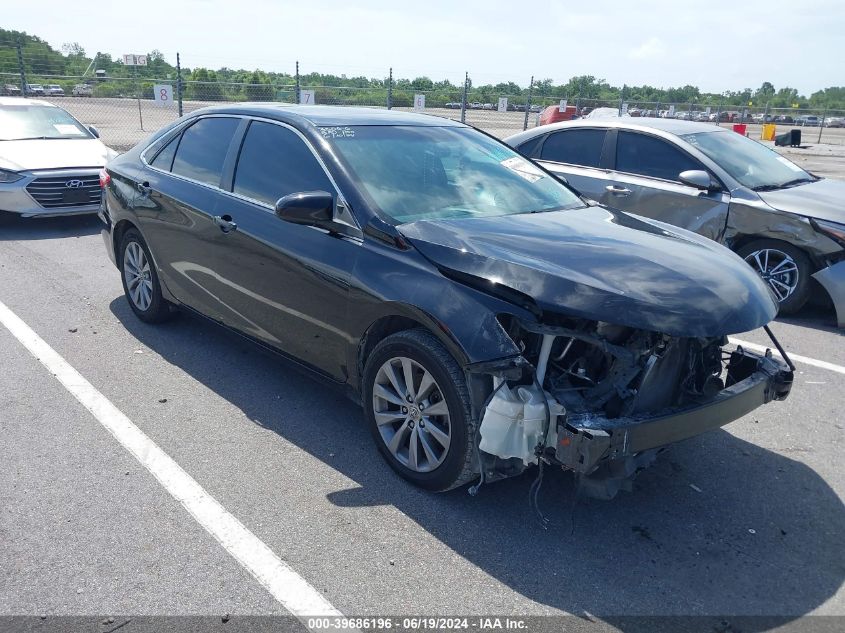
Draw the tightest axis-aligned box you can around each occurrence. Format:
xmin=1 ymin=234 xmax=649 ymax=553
xmin=299 ymin=90 xmax=315 ymax=105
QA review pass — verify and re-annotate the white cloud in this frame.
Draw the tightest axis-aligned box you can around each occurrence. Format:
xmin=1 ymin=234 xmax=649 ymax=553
xmin=629 ymin=37 xmax=667 ymax=61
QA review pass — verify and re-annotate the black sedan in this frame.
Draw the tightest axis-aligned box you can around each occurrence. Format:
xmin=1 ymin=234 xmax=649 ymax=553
xmin=99 ymin=105 xmax=792 ymax=499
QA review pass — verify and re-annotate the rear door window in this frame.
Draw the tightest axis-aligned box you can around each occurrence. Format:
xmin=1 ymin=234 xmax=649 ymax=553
xmin=232 ymin=121 xmax=333 ymax=206
xmin=539 ymin=129 xmax=606 ymax=168
xmin=171 ymin=117 xmax=240 ymax=187
xmin=150 ymin=135 xmax=179 ymax=171
xmin=615 ymin=131 xmax=702 ymax=182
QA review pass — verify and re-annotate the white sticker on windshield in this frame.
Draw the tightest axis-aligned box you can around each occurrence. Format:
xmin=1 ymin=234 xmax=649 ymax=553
xmin=54 ymin=124 xmax=84 ymax=135
xmin=500 ymin=156 xmax=544 ymax=183
xmin=776 ymin=155 xmax=804 ymax=172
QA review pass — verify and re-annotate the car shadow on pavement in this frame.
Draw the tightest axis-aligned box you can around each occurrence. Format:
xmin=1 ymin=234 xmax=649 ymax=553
xmin=110 ymin=299 xmax=845 ymax=630
xmin=0 ymin=212 xmax=101 ymax=240
xmin=775 ymin=304 xmax=842 ymax=334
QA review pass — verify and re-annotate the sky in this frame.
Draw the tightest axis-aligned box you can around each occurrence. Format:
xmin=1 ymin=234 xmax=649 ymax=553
xmin=5 ymin=0 xmax=844 ymax=94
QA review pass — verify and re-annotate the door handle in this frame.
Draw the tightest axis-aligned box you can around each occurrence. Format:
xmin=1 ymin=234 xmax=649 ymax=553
xmin=605 ymin=185 xmax=632 ymax=196
xmin=213 ymin=214 xmax=238 ymax=233
xmin=137 ymin=181 xmax=151 ymax=196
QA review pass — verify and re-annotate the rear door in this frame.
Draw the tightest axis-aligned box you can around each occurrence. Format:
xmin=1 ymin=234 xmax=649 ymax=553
xmin=605 ymin=130 xmax=731 ymax=241
xmin=137 ymin=115 xmax=243 ymax=321
xmin=525 ymin=127 xmax=612 ymax=202
xmin=201 ymin=119 xmax=360 ymax=380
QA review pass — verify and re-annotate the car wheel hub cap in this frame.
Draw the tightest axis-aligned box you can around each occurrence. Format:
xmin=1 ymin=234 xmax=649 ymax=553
xmin=372 ymin=356 xmax=451 ymax=473
xmin=744 ymin=248 xmax=799 ymax=303
xmin=123 ymin=241 xmax=153 ymax=311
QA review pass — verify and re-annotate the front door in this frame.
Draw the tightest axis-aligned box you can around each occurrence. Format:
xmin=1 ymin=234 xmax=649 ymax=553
xmin=605 ymin=130 xmax=730 ymax=242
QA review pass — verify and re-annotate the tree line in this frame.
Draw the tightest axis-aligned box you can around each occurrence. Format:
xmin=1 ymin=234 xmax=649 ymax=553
xmin=1 ymin=28 xmax=842 ymax=110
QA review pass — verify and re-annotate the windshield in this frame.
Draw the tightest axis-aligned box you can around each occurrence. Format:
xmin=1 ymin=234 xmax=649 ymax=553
xmin=0 ymin=105 xmax=92 ymax=141
xmin=321 ymin=125 xmax=584 ymax=223
xmin=681 ymin=130 xmax=814 ymax=190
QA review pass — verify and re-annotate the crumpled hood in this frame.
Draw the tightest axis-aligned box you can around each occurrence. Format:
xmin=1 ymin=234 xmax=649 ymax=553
xmin=757 ymin=178 xmax=845 ymax=225
xmin=399 ymin=206 xmax=777 ymax=337
xmin=0 ymin=138 xmax=113 ymax=172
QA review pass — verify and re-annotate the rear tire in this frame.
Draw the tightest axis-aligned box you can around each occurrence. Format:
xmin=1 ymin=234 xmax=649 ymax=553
xmin=118 ymin=229 xmax=173 ymax=323
xmin=736 ymin=239 xmax=812 ymax=315
xmin=362 ymin=329 xmax=476 ymax=492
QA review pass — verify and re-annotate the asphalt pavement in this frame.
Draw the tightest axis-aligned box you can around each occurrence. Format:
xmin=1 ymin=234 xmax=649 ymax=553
xmin=1 ymin=212 xmax=844 ymax=630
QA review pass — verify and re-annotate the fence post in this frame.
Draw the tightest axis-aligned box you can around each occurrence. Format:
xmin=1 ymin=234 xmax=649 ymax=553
xmin=523 ymin=76 xmax=533 ymax=130
xmin=176 ymin=52 xmax=183 ymax=117
xmin=295 ymin=61 xmax=300 ymax=104
xmin=16 ymin=43 xmax=27 ymax=98
xmin=575 ymin=95 xmax=580 ymax=115
xmin=460 ymin=72 xmax=468 ymax=124
xmin=133 ymin=64 xmax=144 ymax=131
xmin=818 ymin=108 xmax=827 ymax=144
xmin=387 ymin=67 xmax=393 ymax=110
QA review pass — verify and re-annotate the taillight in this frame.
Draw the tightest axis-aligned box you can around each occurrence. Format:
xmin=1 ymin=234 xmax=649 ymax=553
xmin=99 ymin=168 xmax=111 ymax=188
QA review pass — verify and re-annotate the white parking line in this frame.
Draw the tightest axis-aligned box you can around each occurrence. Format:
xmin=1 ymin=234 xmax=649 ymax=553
xmin=0 ymin=299 xmax=343 ymax=622
xmin=729 ymin=337 xmax=845 ymax=375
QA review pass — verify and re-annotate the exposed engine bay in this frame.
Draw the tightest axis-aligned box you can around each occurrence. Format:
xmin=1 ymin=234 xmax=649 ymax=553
xmin=472 ymin=317 xmax=793 ymax=500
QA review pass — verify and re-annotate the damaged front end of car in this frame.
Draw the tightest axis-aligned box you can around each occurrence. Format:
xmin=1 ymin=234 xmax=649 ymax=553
xmin=467 ymin=316 xmax=793 ymax=500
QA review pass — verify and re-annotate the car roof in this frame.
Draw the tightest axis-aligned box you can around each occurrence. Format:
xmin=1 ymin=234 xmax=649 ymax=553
xmin=0 ymin=96 xmax=54 ymax=107
xmin=505 ymin=116 xmax=727 ymax=144
xmin=187 ymin=103 xmax=466 ymax=128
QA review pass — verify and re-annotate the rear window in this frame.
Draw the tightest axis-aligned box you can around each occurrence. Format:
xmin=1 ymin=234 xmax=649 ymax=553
xmin=171 ymin=117 xmax=240 ymax=187
xmin=539 ymin=129 xmax=606 ymax=168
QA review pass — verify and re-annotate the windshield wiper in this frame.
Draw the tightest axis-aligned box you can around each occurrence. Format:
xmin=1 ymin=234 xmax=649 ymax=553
xmin=753 ymin=178 xmax=813 ymax=192
xmin=2 ymin=136 xmax=70 ymax=141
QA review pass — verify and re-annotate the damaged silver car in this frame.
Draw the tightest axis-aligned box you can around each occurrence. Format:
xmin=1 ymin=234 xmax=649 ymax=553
xmin=506 ymin=119 xmax=845 ymax=325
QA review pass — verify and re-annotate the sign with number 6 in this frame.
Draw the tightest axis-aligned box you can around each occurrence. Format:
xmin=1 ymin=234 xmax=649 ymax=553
xmin=153 ymin=84 xmax=174 ymax=107
xmin=414 ymin=94 xmax=426 ymax=110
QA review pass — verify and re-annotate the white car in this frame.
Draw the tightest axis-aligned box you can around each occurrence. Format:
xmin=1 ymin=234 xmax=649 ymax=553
xmin=46 ymin=84 xmax=65 ymax=96
xmin=72 ymin=84 xmax=93 ymax=97
xmin=0 ymin=97 xmax=116 ymax=217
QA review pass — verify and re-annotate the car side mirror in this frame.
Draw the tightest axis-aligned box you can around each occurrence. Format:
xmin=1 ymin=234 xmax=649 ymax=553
xmin=87 ymin=125 xmax=100 ymax=138
xmin=678 ymin=169 xmax=712 ymax=190
xmin=274 ymin=191 xmax=335 ymax=229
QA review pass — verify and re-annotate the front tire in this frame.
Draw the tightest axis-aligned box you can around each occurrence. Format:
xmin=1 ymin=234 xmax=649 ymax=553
xmin=119 ymin=229 xmax=173 ymax=323
xmin=362 ymin=329 xmax=476 ymax=492
xmin=736 ymin=239 xmax=812 ymax=315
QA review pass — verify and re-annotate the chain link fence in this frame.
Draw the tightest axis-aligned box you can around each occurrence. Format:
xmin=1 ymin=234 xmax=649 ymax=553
xmin=3 ymin=46 xmax=844 ymax=152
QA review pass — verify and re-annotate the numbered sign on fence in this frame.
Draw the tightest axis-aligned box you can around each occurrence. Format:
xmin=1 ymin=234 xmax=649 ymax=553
xmin=558 ymin=99 xmax=567 ymax=113
xmin=621 ymin=102 xmax=629 ymax=115
xmin=705 ymin=106 xmax=711 ymax=116
xmin=414 ymin=94 xmax=426 ymax=110
xmin=299 ymin=90 xmax=315 ymax=105
xmin=153 ymin=84 xmax=174 ymax=107
xmin=668 ymin=104 xmax=675 ymax=116
xmin=498 ymin=97 xmax=508 ymax=113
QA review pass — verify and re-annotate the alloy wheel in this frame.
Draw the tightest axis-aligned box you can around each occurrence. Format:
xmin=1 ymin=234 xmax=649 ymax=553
xmin=372 ymin=356 xmax=452 ymax=473
xmin=744 ymin=248 xmax=799 ymax=302
xmin=123 ymin=241 xmax=153 ymax=311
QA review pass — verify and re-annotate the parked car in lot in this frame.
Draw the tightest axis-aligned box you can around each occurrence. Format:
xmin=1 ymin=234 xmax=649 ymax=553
xmin=0 ymin=97 xmax=116 ymax=217
xmin=796 ymin=115 xmax=820 ymax=127
xmin=506 ymin=118 xmax=845 ymax=324
xmin=100 ymin=104 xmax=792 ymax=498
xmin=826 ymin=117 xmax=845 ymax=128
xmin=538 ymin=104 xmax=578 ymax=126
xmin=45 ymin=84 xmax=65 ymax=96
xmin=24 ymin=83 xmax=45 ymax=96
xmin=72 ymin=83 xmax=94 ymax=97
xmin=2 ymin=84 xmax=21 ymax=96
xmin=772 ymin=115 xmax=794 ymax=124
